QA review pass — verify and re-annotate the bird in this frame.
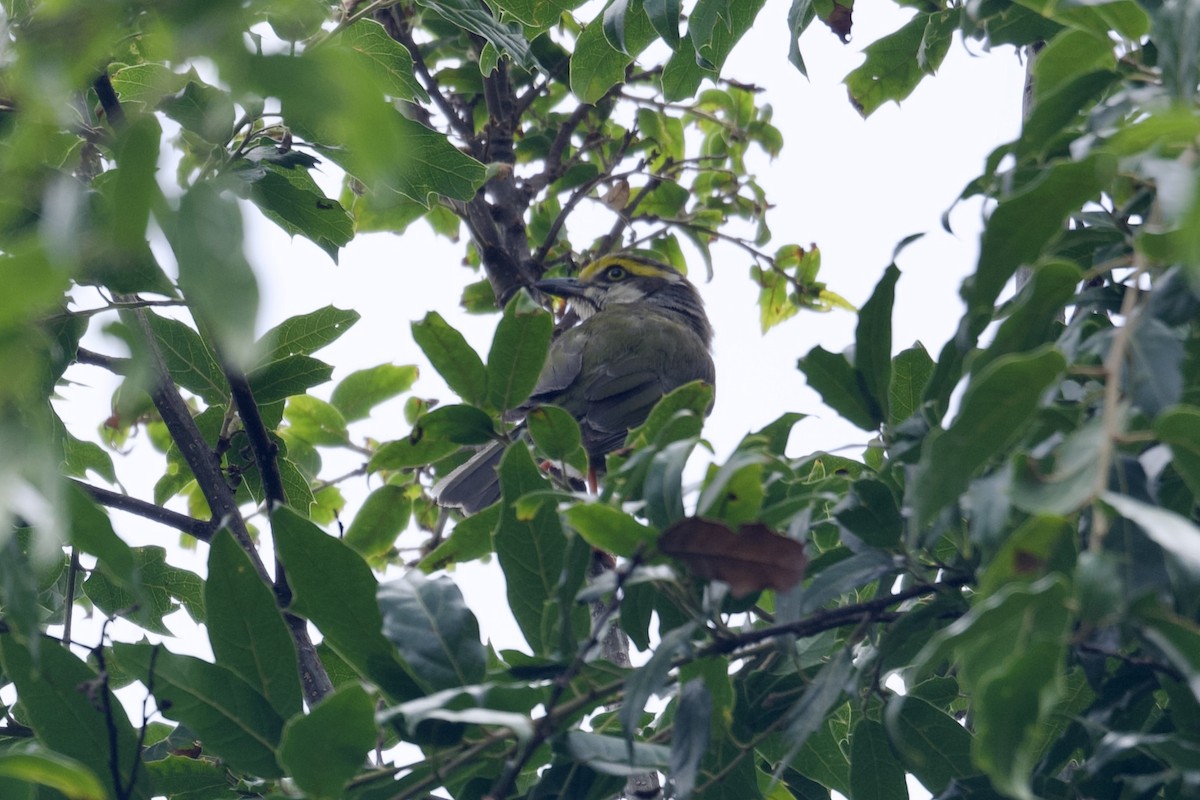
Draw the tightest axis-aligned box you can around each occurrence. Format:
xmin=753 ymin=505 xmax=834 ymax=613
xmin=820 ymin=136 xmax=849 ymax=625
xmin=434 ymin=253 xmax=715 ymax=514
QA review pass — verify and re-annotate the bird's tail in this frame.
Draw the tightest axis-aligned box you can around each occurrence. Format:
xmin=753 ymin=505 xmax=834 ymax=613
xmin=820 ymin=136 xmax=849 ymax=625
xmin=431 ymin=440 xmax=506 ymax=514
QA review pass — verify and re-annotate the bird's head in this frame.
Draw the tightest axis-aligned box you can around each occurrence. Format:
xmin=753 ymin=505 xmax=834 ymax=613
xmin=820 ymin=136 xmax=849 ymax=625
xmin=534 ymin=254 xmax=712 ymax=345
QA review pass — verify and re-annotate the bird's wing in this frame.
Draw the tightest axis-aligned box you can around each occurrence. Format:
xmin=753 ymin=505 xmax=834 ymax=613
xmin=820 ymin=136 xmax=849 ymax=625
xmin=528 ymin=326 xmax=587 ymax=400
xmin=577 ymin=311 xmax=714 ymax=456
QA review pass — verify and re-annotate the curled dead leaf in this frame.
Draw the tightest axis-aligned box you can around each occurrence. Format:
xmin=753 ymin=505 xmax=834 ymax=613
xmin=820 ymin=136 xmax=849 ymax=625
xmin=658 ymin=518 xmax=807 ymax=597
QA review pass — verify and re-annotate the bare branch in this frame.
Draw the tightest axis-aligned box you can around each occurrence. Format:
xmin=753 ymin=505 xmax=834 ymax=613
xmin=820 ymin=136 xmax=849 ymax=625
xmin=379 ymin=8 xmax=478 ymax=145
xmin=123 ymin=306 xmax=333 ymax=704
xmin=76 ymin=347 xmax=130 ymax=374
xmin=71 ymin=479 xmax=217 ymax=541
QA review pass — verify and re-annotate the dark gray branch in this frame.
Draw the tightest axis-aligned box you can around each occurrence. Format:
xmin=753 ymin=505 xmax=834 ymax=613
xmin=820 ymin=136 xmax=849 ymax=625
xmin=76 ymin=347 xmax=130 ymax=374
xmin=124 ymin=307 xmax=333 ymax=704
xmin=71 ymin=479 xmax=216 ymax=541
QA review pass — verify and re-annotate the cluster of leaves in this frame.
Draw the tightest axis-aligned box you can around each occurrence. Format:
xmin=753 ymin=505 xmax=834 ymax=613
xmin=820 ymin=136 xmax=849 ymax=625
xmin=1 ymin=0 xmax=1200 ymax=799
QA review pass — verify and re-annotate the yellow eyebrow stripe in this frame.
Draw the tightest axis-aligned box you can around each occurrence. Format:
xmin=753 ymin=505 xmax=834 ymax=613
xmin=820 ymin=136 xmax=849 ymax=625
xmin=578 ymin=254 xmax=677 ymax=281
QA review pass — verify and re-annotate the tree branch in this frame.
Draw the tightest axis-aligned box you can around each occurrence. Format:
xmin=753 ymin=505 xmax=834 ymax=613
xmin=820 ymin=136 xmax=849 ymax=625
xmin=379 ymin=7 xmax=478 ymax=145
xmin=93 ymin=72 xmax=125 ymax=130
xmin=485 ymin=552 xmax=644 ymax=800
xmin=124 ymin=306 xmax=333 ymax=704
xmin=71 ymin=479 xmax=217 ymax=541
xmin=700 ymin=575 xmax=970 ymax=658
xmin=76 ymin=347 xmax=130 ymax=374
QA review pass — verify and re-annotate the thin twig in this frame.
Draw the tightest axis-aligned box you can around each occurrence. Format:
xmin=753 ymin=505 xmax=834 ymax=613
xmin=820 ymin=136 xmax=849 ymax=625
xmin=62 ymin=547 xmax=81 ymax=644
xmin=382 ymin=8 xmax=477 ymax=143
xmin=1090 ymin=270 xmax=1143 ymax=550
xmin=484 ymin=552 xmax=645 ymax=800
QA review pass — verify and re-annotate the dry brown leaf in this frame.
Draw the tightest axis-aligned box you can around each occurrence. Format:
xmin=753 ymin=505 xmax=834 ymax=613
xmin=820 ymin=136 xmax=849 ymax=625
xmin=659 ymin=518 xmax=808 ymax=597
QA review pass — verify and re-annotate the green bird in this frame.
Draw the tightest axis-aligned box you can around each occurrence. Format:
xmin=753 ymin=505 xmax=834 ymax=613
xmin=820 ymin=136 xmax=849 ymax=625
xmin=434 ymin=254 xmax=715 ymax=513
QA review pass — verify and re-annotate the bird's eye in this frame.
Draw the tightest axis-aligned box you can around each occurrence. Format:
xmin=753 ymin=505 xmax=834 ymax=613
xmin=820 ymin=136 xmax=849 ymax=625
xmin=605 ymin=265 xmax=627 ymax=281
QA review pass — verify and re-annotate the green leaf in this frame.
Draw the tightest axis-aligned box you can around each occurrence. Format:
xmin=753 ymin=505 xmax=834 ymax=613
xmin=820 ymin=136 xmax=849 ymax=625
xmin=242 ymin=52 xmax=485 ymax=204
xmin=344 ymin=484 xmax=412 ymax=558
xmin=564 ymin=731 xmax=671 ymax=775
xmin=284 ymin=395 xmax=350 ymax=445
xmin=145 ymin=754 xmax=232 ymax=800
xmin=845 ymin=11 xmax=945 ymax=117
xmin=279 ymin=683 xmax=377 ymax=798
xmin=331 ymin=363 xmax=418 ymax=421
xmin=914 ymin=575 xmax=1071 ymax=800
xmin=888 ymin=344 xmax=934 ymax=426
xmin=159 ymin=79 xmax=236 ymax=144
xmin=247 ymin=354 xmax=334 ymax=404
xmin=570 ymin=0 xmax=658 ymax=102
xmin=797 ymin=346 xmax=880 ymax=431
xmin=855 ymin=264 xmax=899 ymax=424
xmin=378 ymin=571 xmax=487 ymax=692
xmin=968 ymin=153 xmax=1116 ymax=314
xmin=65 ymin=484 xmax=138 ymax=589
xmin=486 ymin=292 xmax=553 ymax=412
xmin=1032 ymin=28 xmax=1116 ymax=102
xmin=111 ymin=115 xmax=163 ymax=253
xmin=527 ymin=404 xmax=584 ymax=462
xmin=787 ymin=0 xmax=818 ymax=76
xmin=114 ymin=642 xmax=284 ymax=778
xmin=849 ymin=718 xmax=907 ymax=800
xmin=780 ymin=649 xmax=851 ymax=761
xmin=328 ymin=19 xmax=429 ymax=101
xmin=1102 ymin=492 xmax=1200 ymax=573
xmin=688 ymin=0 xmax=767 ymax=73
xmin=0 ymin=250 xmax=71 ymax=332
xmin=622 ymin=621 xmax=696 ymax=741
xmin=603 ymin=0 xmax=632 ymax=53
xmin=1018 ymin=0 xmax=1148 ymax=39
xmin=834 ymin=478 xmax=902 ymax=548
xmin=418 ymin=404 xmax=497 ymax=445
xmin=670 ymin=679 xmax=713 ymax=798
xmin=0 ymin=535 xmax=44 ymax=645
xmin=419 ymin=502 xmax=501 ymax=571
xmin=370 ymin=433 xmax=460 ymax=471
xmin=412 ymin=311 xmax=488 ymax=407
xmin=168 ymin=182 xmax=260 ymax=363
xmin=109 ymin=62 xmax=188 ymax=108
xmin=491 ymin=0 xmax=586 ymax=27
xmin=240 ymin=162 xmax=354 ymax=262
xmin=273 ymin=507 xmax=422 ymax=700
xmin=257 ymin=306 xmax=360 ymax=364
xmin=978 ymin=515 xmax=1073 ymax=597
xmin=564 ymin=503 xmax=655 ymax=558
xmin=884 ymin=695 xmax=975 ymax=794
xmin=644 ymin=0 xmax=682 ymax=47
xmin=624 ymin=380 xmax=715 ymax=451
xmin=911 ymin=347 xmax=1066 ymax=526
xmin=792 ymin=716 xmax=851 ymax=795
xmin=696 ymin=453 xmax=766 ymax=528
xmin=1157 ymin=406 xmax=1200 ymax=496
xmin=1017 ymin=70 xmax=1119 ymax=159
xmin=143 ymin=312 xmax=228 ymax=405
xmin=55 ymin=411 xmax=117 ymax=483
xmin=495 ymin=443 xmax=569 ymax=654
xmin=0 ymin=634 xmax=151 ymax=800
xmin=0 ymin=750 xmax=108 ymax=800
xmin=206 ymin=530 xmax=303 ymax=720
xmin=83 ymin=545 xmax=205 ymax=635
xmin=973 ymin=260 xmax=1080 ymax=375
xmin=413 ymin=0 xmax=534 ymax=68
xmin=1126 ymin=318 xmax=1184 ymax=417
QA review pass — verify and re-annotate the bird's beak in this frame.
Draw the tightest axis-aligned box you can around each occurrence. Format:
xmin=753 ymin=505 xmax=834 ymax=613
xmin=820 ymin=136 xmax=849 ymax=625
xmin=533 ymin=276 xmax=588 ymax=299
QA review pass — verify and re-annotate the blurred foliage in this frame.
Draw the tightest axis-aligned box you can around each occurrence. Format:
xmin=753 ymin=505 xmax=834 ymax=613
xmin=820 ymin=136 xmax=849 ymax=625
xmin=1 ymin=1 xmax=1200 ymax=799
